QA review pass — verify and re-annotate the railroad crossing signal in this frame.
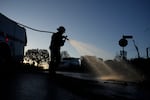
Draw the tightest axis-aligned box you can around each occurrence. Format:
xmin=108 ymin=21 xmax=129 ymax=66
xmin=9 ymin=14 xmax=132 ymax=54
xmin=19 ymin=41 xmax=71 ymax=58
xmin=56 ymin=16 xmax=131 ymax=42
xmin=119 ymin=35 xmax=133 ymax=47
xmin=119 ymin=38 xmax=128 ymax=47
xmin=118 ymin=35 xmax=133 ymax=60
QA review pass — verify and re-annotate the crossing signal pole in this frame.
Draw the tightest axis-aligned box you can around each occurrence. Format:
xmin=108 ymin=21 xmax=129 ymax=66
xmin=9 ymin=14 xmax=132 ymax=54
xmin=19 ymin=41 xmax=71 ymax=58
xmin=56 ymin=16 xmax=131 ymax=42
xmin=119 ymin=35 xmax=133 ymax=60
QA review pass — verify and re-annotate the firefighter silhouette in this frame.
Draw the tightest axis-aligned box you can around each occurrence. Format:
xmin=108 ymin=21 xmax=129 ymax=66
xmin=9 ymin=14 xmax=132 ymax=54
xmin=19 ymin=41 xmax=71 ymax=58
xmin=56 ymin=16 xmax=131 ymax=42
xmin=49 ymin=26 xmax=68 ymax=74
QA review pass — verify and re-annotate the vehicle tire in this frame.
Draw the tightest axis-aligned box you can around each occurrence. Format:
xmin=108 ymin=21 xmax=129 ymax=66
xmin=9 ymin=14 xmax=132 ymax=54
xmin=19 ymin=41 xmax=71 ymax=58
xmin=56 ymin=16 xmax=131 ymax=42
xmin=0 ymin=44 xmax=11 ymax=65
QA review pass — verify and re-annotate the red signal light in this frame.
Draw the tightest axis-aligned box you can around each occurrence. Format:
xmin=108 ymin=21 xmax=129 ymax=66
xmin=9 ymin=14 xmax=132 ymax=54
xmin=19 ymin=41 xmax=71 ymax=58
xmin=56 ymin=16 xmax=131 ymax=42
xmin=5 ymin=37 xmax=9 ymax=42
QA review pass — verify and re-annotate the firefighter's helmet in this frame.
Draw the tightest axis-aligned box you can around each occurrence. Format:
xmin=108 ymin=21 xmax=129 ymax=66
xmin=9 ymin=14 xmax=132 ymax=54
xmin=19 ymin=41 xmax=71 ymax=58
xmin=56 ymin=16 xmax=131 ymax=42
xmin=57 ymin=26 xmax=65 ymax=33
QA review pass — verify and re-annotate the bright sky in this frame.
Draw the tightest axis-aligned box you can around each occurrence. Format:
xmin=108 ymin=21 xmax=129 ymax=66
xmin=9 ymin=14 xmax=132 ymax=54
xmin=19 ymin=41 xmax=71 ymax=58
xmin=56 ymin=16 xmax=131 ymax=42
xmin=0 ymin=0 xmax=150 ymax=60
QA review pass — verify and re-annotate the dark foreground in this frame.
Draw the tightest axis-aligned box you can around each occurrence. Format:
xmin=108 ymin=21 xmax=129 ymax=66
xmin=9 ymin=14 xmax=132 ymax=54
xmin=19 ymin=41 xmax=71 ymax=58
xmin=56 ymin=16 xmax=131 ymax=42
xmin=0 ymin=70 xmax=150 ymax=100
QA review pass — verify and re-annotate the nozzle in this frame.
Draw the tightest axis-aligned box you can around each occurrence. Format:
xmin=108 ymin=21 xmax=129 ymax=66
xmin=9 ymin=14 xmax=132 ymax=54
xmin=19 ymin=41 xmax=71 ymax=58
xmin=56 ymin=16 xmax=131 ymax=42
xmin=66 ymin=37 xmax=69 ymax=41
xmin=64 ymin=35 xmax=69 ymax=40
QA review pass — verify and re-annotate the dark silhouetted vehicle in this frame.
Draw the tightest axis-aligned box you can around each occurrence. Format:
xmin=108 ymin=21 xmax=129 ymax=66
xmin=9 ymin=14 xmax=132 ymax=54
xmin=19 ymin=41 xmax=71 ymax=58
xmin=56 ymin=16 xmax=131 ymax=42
xmin=0 ymin=13 xmax=27 ymax=64
xmin=57 ymin=57 xmax=81 ymax=71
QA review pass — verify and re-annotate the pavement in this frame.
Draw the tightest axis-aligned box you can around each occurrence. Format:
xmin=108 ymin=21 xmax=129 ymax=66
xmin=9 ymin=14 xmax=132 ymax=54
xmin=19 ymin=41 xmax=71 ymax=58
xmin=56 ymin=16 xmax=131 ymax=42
xmin=0 ymin=71 xmax=150 ymax=100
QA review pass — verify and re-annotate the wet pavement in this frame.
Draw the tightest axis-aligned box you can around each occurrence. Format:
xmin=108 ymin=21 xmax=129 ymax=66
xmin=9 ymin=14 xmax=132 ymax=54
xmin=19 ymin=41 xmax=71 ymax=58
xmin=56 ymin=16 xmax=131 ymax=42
xmin=1 ymin=72 xmax=86 ymax=100
xmin=0 ymin=71 xmax=150 ymax=100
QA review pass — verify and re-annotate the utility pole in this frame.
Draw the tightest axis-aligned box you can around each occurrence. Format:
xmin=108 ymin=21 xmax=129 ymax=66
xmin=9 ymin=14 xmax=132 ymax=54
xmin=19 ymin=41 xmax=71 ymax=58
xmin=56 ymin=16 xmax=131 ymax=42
xmin=132 ymin=40 xmax=140 ymax=58
xmin=146 ymin=47 xmax=150 ymax=59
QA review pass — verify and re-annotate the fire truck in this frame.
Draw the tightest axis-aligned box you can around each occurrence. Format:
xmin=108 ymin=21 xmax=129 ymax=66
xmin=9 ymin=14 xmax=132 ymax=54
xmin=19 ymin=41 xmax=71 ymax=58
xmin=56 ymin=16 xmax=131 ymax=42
xmin=0 ymin=13 xmax=27 ymax=64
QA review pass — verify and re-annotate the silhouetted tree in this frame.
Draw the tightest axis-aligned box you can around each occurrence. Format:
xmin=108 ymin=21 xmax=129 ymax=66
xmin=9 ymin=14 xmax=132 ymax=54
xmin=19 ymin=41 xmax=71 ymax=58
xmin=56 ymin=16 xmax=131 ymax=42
xmin=61 ymin=51 xmax=70 ymax=58
xmin=24 ymin=49 xmax=49 ymax=66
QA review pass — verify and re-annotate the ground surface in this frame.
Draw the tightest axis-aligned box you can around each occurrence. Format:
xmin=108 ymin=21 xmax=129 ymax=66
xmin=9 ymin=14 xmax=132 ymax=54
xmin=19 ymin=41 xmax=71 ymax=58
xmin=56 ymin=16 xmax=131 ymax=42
xmin=0 ymin=69 xmax=149 ymax=100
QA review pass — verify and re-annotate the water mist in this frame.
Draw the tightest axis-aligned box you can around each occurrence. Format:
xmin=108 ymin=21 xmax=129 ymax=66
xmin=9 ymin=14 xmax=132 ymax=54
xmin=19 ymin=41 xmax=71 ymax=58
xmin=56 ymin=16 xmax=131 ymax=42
xmin=68 ymin=39 xmax=143 ymax=82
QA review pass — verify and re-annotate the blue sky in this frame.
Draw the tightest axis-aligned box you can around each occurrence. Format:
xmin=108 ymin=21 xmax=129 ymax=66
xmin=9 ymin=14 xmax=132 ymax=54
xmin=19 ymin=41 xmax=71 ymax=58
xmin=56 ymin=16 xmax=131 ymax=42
xmin=0 ymin=0 xmax=150 ymax=60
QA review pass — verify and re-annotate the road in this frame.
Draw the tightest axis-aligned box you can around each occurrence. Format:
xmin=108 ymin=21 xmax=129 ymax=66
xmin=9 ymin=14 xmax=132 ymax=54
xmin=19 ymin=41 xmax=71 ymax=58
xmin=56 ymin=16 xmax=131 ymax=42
xmin=0 ymin=70 xmax=149 ymax=100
